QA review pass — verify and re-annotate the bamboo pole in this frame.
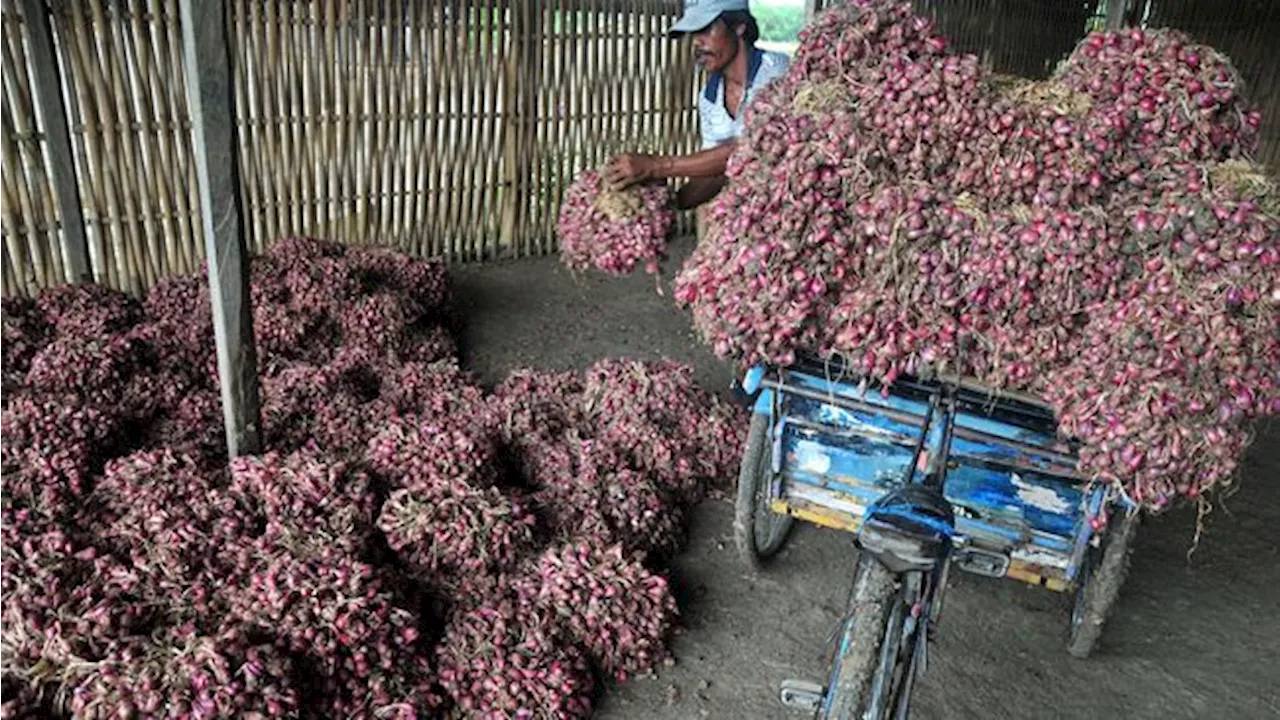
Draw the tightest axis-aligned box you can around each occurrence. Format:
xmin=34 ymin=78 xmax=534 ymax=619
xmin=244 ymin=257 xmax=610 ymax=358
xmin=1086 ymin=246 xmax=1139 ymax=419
xmin=301 ymin=0 xmax=318 ymax=236
xmin=405 ymin=0 xmax=426 ymax=256
xmin=499 ymin=0 xmax=519 ymax=256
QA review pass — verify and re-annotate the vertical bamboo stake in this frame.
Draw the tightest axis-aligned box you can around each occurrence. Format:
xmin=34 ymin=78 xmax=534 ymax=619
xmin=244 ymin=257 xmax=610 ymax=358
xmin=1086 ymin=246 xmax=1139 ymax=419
xmin=376 ymin=1 xmax=393 ymax=247
xmin=429 ymin=0 xmax=445 ymax=257
xmin=178 ymin=0 xmax=260 ymax=457
xmin=460 ymin=0 xmax=477 ymax=260
xmin=284 ymin=0 xmax=302 ymax=237
xmin=441 ymin=0 xmax=458 ymax=258
xmin=405 ymin=0 xmax=426 ymax=255
xmin=387 ymin=0 xmax=405 ymax=250
xmin=337 ymin=0 xmax=354 ymax=244
xmin=499 ymin=0 xmax=519 ymax=256
xmin=479 ymin=0 xmax=498 ymax=259
xmin=532 ymin=0 xmax=546 ymax=257
xmin=303 ymin=0 xmax=319 ymax=237
xmin=259 ymin=0 xmax=283 ymax=245
xmin=526 ymin=0 xmax=543 ymax=256
xmin=319 ymin=0 xmax=335 ymax=239
xmin=20 ymin=0 xmax=90 ymax=284
xmin=354 ymin=0 xmax=370 ymax=242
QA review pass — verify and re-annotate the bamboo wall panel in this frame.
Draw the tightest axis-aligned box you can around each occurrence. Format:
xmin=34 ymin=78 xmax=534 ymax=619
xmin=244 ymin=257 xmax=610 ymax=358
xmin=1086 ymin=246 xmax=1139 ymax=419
xmin=526 ymin=0 xmax=695 ymax=253
xmin=915 ymin=0 xmax=1100 ymax=79
xmin=228 ymin=0 xmax=517 ymax=260
xmin=2 ymin=0 xmax=67 ymax=295
xmin=2 ymin=0 xmax=696 ymax=296
xmin=227 ymin=0 xmax=692 ymax=263
xmin=52 ymin=0 xmax=203 ymax=295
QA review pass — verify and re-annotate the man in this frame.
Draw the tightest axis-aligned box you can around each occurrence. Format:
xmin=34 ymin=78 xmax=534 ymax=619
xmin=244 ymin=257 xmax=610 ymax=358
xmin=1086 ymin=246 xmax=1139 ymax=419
xmin=604 ymin=0 xmax=790 ymax=214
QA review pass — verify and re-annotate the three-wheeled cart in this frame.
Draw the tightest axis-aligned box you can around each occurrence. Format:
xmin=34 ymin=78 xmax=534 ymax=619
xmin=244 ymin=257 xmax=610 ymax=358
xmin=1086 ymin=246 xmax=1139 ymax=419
xmin=734 ymin=353 xmax=1138 ymax=719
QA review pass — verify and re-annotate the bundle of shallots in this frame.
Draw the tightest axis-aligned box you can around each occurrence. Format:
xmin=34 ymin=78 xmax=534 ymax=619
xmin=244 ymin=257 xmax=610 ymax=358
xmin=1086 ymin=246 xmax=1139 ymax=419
xmin=557 ymin=169 xmax=675 ymax=277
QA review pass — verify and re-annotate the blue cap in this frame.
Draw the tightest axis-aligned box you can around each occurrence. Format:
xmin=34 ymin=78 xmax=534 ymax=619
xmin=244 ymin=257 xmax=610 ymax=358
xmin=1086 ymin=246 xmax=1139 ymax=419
xmin=667 ymin=0 xmax=750 ymax=38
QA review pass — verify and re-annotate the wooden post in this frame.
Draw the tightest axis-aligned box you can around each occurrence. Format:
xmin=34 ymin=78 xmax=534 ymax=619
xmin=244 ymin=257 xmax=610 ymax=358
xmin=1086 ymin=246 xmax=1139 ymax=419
xmin=20 ymin=0 xmax=91 ymax=284
xmin=178 ymin=0 xmax=262 ymax=457
xmin=1106 ymin=0 xmax=1135 ymax=30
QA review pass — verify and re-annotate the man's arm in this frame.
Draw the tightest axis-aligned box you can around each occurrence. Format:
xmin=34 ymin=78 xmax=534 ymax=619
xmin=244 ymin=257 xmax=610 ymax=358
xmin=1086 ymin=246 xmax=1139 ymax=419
xmin=604 ymin=142 xmax=737 ymax=189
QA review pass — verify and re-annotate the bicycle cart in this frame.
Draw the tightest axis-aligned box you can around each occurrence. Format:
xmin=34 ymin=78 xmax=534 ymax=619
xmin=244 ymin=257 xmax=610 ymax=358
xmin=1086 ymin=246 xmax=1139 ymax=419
xmin=733 ymin=353 xmax=1137 ymax=719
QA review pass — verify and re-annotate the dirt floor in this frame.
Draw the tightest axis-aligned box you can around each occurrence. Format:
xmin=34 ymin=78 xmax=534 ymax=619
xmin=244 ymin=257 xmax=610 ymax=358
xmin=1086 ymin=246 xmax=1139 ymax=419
xmin=451 ymin=239 xmax=1280 ymax=720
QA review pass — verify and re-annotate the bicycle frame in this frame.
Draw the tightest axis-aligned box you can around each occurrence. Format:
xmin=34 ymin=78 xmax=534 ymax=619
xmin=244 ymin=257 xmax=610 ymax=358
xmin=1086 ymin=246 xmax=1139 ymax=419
xmin=856 ymin=388 xmax=960 ymax=719
xmin=743 ymin=354 xmax=1137 ymax=718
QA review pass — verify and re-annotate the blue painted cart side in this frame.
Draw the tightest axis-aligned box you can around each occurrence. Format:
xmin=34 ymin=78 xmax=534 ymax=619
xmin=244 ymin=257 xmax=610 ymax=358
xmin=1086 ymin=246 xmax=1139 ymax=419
xmin=746 ymin=361 xmax=1113 ymax=591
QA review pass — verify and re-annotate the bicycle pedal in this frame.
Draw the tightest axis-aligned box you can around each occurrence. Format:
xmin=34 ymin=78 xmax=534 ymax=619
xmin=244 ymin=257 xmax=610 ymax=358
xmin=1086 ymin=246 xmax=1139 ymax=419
xmin=779 ymin=679 xmax=825 ymax=712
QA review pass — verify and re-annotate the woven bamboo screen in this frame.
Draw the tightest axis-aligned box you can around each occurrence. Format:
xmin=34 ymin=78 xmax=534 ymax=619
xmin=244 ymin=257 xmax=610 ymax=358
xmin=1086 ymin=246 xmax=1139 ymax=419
xmin=914 ymin=0 xmax=1101 ymax=79
xmin=2 ymin=0 xmax=83 ymax=296
xmin=1 ymin=0 xmax=696 ymax=296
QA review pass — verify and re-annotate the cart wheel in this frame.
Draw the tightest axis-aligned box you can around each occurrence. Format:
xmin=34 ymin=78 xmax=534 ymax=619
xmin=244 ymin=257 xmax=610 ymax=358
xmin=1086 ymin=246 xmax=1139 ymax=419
xmin=734 ymin=413 xmax=794 ymax=570
xmin=821 ymin=555 xmax=898 ymax=720
xmin=1067 ymin=511 xmax=1139 ymax=659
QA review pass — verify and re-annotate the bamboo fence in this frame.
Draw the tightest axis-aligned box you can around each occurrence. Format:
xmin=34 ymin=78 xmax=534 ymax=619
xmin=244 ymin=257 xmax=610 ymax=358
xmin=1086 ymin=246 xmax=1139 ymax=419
xmin=3 ymin=0 xmax=67 ymax=296
xmin=2 ymin=0 xmax=697 ymax=296
xmin=3 ymin=0 xmax=1277 ymax=298
xmin=916 ymin=0 xmax=1101 ymax=79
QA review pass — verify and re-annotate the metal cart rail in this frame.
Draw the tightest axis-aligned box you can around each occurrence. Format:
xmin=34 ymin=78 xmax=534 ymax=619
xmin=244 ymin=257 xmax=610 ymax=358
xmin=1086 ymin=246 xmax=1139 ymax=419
xmin=733 ymin=352 xmax=1137 ymax=719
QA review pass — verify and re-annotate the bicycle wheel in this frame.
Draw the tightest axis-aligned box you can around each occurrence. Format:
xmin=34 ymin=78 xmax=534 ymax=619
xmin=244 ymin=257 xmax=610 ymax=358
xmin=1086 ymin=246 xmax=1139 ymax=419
xmin=821 ymin=554 xmax=898 ymax=720
xmin=734 ymin=413 xmax=795 ymax=570
xmin=1067 ymin=511 xmax=1139 ymax=658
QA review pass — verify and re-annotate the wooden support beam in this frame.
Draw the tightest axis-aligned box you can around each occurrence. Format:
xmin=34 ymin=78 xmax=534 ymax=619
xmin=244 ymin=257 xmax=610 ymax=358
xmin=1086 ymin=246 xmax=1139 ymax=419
xmin=178 ymin=0 xmax=262 ymax=457
xmin=1106 ymin=0 xmax=1136 ymax=30
xmin=20 ymin=0 xmax=91 ymax=284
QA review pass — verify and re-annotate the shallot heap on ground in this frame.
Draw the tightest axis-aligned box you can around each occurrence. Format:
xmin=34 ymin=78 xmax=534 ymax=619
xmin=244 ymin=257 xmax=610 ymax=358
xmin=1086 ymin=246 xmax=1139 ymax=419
xmin=1 ymin=238 xmax=745 ymax=719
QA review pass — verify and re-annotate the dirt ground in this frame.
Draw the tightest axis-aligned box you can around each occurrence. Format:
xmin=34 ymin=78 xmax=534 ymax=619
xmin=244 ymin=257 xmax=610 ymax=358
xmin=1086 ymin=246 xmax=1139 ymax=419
xmin=451 ymin=240 xmax=1280 ymax=720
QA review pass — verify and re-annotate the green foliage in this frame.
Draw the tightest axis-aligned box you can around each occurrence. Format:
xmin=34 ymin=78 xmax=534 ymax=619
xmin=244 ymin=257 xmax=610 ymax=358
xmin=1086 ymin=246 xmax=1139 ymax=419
xmin=753 ymin=5 xmax=807 ymax=43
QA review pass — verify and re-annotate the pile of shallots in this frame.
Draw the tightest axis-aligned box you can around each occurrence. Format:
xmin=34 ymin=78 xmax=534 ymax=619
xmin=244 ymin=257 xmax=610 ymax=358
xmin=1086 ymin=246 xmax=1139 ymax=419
xmin=674 ymin=0 xmax=1277 ymax=510
xmin=557 ymin=169 xmax=676 ymax=277
xmin=1 ymin=238 xmax=746 ymax=718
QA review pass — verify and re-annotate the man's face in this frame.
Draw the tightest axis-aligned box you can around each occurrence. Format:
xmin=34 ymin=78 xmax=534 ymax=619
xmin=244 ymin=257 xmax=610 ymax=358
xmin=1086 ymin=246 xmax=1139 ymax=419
xmin=691 ymin=20 xmax=740 ymax=73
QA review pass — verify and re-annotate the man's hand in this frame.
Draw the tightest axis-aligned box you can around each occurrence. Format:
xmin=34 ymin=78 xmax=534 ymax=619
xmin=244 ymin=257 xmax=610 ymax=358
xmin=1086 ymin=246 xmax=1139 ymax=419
xmin=604 ymin=153 xmax=658 ymax=190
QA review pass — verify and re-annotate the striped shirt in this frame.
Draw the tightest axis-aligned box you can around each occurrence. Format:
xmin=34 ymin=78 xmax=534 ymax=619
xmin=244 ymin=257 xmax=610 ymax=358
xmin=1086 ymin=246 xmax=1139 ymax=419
xmin=699 ymin=48 xmax=790 ymax=150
